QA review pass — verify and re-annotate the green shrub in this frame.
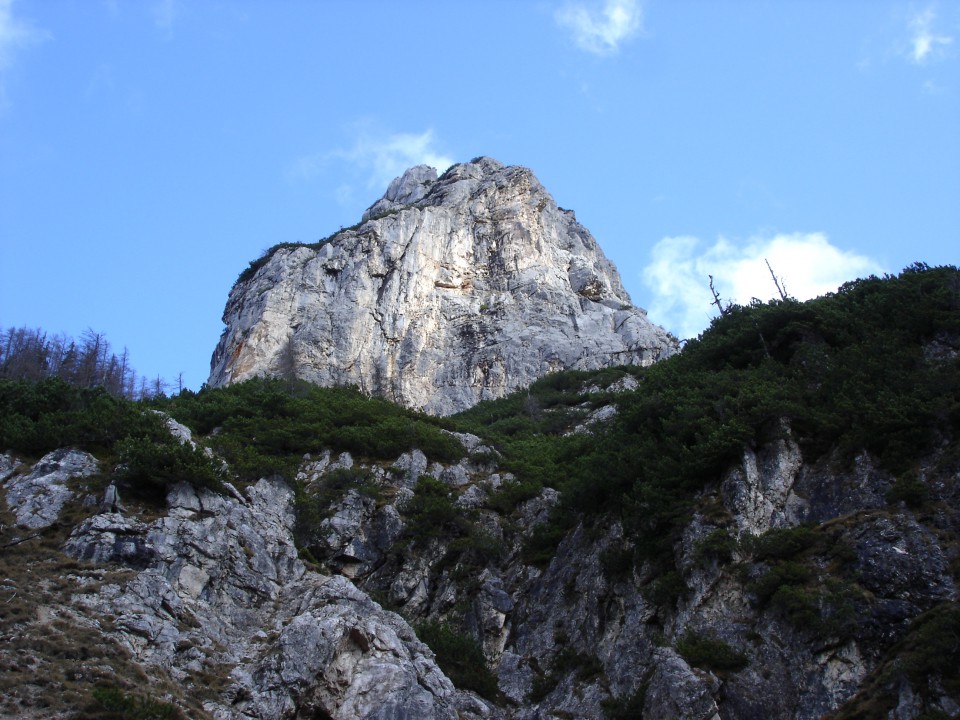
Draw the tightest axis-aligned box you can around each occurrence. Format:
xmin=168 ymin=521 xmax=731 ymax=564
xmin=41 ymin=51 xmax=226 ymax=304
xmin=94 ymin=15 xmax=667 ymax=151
xmin=749 ymin=526 xmax=819 ymax=562
xmin=453 ymin=265 xmax=960 ymax=573
xmin=520 ymin=514 xmax=574 ymax=568
xmin=830 ymin=602 xmax=960 ymax=719
xmin=644 ymin=569 xmax=689 ymax=609
xmin=446 ymin=527 xmax=507 ymax=573
xmin=552 ymin=646 xmax=604 ymax=682
xmin=600 ymin=545 xmax=635 ymax=579
xmin=675 ymin=632 xmax=748 ymax=672
xmin=768 ymin=584 xmax=822 ymax=628
xmin=415 ymin=621 xmax=498 ymax=698
xmin=115 ymin=435 xmax=226 ymax=497
xmin=694 ymin=528 xmax=736 ymax=565
xmin=402 ymin=476 xmax=470 ymax=544
xmin=529 ymin=671 xmax=556 ymax=702
xmin=747 ymin=561 xmax=812 ymax=604
xmin=0 ymin=377 xmax=228 ymax=499
xmin=886 ymin=473 xmax=929 ymax=508
xmin=0 ymin=377 xmax=158 ymax=455
xmin=748 ymin=559 xmax=858 ymax=640
xmin=159 ymin=379 xmax=465 ymax=482
xmin=317 ymin=467 xmax=380 ymax=505
xmin=602 ymin=684 xmax=648 ymax=720
xmin=529 ymin=647 xmax=605 ymax=701
xmin=485 ymin=477 xmax=543 ymax=515
xmin=901 ymin=602 xmax=960 ymax=685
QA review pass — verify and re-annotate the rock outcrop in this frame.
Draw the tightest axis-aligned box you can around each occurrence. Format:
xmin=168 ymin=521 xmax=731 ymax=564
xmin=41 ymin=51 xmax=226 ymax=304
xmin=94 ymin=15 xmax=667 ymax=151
xmin=25 ymin=467 xmax=495 ymax=719
xmin=2 ymin=381 xmax=958 ymax=718
xmin=209 ymin=157 xmax=676 ymax=414
xmin=2 ymin=448 xmax=98 ymax=529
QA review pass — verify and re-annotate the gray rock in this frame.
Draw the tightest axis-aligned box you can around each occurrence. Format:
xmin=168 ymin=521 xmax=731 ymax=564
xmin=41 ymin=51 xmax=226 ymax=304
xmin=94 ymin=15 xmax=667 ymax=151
xmin=722 ymin=429 xmax=805 ymax=536
xmin=391 ymin=449 xmax=429 ymax=488
xmin=644 ymin=648 xmax=721 ymax=720
xmin=848 ymin=513 xmax=954 ymax=606
xmin=64 ymin=513 xmax=154 ymax=568
xmin=440 ymin=462 xmax=471 ymax=487
xmin=567 ymin=403 xmax=618 ymax=435
xmin=0 ymin=453 xmax=22 ymax=483
xmin=153 ymin=411 xmax=198 ymax=447
xmin=518 ymin=488 xmax=560 ymax=528
xmin=455 ymin=484 xmax=488 ymax=509
xmin=3 ymin=448 xmax=98 ymax=528
xmin=209 ymin=158 xmax=677 ymax=415
xmin=101 ymin=483 xmax=123 ymax=513
xmin=497 ymin=652 xmax=532 ymax=704
xmin=443 ymin=430 xmax=484 ymax=452
xmin=63 ymin=475 xmax=492 ymax=720
xmin=362 ymin=164 xmax=438 ymax=221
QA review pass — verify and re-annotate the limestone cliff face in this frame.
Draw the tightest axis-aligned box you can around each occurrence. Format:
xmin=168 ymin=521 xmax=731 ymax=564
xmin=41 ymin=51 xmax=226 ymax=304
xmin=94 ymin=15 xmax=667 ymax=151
xmin=209 ymin=158 xmax=676 ymax=414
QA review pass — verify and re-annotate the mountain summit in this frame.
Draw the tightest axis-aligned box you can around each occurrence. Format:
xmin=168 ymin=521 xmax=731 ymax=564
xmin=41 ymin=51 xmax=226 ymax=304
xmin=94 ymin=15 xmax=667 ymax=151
xmin=209 ymin=157 xmax=676 ymax=414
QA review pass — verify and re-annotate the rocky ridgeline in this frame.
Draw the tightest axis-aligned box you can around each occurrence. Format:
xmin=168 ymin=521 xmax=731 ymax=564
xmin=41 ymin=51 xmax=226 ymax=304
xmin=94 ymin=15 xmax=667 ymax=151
xmin=2 ymin=391 xmax=957 ymax=719
xmin=209 ymin=157 xmax=677 ymax=415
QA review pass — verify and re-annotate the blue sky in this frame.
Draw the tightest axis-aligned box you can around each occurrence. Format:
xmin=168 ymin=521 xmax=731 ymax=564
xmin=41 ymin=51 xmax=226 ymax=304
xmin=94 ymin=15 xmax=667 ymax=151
xmin=1 ymin=0 xmax=957 ymax=392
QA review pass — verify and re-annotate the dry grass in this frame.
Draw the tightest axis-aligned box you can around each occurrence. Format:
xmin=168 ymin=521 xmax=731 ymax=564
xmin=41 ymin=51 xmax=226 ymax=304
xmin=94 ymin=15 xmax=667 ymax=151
xmin=0 ymin=476 xmax=216 ymax=720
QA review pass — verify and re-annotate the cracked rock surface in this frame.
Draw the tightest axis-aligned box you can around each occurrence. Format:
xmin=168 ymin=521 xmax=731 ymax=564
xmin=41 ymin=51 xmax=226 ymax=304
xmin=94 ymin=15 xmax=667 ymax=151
xmin=61 ymin=477 xmax=496 ymax=720
xmin=209 ymin=157 xmax=677 ymax=415
xmin=3 ymin=448 xmax=98 ymax=529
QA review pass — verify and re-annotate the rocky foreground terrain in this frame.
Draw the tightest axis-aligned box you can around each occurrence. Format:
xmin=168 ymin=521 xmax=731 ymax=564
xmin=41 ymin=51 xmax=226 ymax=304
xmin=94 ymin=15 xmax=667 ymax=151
xmin=2 ymin=348 xmax=959 ymax=719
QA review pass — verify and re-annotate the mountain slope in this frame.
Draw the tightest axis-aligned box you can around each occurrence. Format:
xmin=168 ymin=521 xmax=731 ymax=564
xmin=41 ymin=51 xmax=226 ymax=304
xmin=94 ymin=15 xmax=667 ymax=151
xmin=1 ymin=266 xmax=958 ymax=720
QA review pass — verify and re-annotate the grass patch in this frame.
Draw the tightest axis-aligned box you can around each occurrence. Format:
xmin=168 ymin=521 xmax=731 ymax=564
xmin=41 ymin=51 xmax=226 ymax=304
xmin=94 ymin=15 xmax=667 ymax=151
xmin=86 ymin=687 xmax=183 ymax=720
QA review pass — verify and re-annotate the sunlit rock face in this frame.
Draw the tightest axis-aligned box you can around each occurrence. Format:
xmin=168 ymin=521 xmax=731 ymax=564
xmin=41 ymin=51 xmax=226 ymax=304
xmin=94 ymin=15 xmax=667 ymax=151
xmin=209 ymin=157 xmax=676 ymax=414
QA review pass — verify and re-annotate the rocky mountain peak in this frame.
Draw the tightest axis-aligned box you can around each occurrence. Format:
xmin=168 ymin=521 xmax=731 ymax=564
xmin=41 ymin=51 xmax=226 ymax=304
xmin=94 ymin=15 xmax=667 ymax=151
xmin=364 ymin=164 xmax=439 ymax=217
xmin=209 ymin=158 xmax=677 ymax=414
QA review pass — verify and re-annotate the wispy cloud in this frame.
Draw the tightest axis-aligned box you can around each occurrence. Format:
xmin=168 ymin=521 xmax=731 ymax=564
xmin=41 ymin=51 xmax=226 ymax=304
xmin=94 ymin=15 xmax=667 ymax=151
xmin=152 ymin=0 xmax=178 ymax=37
xmin=641 ymin=232 xmax=884 ymax=340
xmin=906 ymin=5 xmax=953 ymax=64
xmin=290 ymin=125 xmax=454 ymax=205
xmin=556 ymin=0 xmax=642 ymax=56
xmin=0 ymin=0 xmax=49 ymax=107
xmin=337 ymin=128 xmax=454 ymax=191
xmin=0 ymin=0 xmax=48 ymax=73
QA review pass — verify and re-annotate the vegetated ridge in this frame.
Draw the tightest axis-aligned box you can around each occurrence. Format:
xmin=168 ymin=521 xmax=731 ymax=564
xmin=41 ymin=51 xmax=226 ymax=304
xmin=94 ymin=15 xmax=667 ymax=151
xmin=1 ymin=258 xmax=958 ymax=716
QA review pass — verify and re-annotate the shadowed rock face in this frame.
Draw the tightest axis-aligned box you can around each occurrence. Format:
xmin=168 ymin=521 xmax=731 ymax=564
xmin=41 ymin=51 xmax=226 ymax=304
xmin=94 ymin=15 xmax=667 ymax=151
xmin=209 ymin=157 xmax=676 ymax=415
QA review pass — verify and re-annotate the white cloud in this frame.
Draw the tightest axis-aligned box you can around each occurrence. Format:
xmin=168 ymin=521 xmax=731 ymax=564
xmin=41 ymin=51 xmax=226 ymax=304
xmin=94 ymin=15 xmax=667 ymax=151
xmin=0 ymin=0 xmax=49 ymax=108
xmin=289 ymin=126 xmax=454 ymax=205
xmin=0 ymin=0 xmax=48 ymax=71
xmin=556 ymin=0 xmax=642 ymax=56
xmin=338 ymin=128 xmax=454 ymax=191
xmin=641 ymin=232 xmax=885 ymax=340
xmin=906 ymin=5 xmax=953 ymax=64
